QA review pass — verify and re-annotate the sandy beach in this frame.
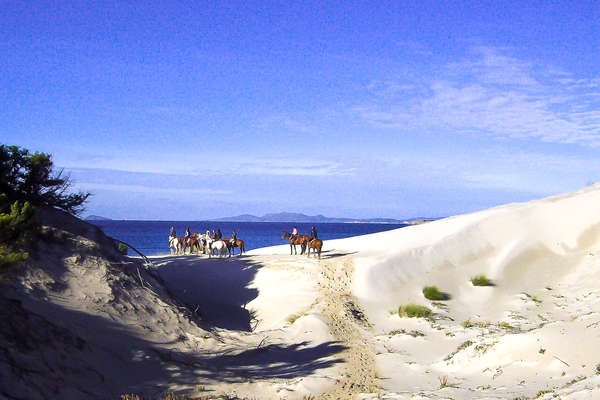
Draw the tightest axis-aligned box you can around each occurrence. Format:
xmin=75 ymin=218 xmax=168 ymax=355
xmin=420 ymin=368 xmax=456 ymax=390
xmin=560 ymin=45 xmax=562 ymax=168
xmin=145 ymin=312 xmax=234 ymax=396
xmin=4 ymin=185 xmax=600 ymax=399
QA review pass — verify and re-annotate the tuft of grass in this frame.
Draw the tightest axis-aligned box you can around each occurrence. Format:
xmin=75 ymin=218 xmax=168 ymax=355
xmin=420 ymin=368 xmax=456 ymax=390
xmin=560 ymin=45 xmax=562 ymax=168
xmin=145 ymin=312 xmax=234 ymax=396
xmin=470 ymin=274 xmax=493 ymax=286
xmin=388 ymin=329 xmax=425 ymax=337
xmin=536 ymin=390 xmax=553 ymax=398
xmin=462 ymin=318 xmax=475 ymax=328
xmin=498 ymin=321 xmax=520 ymax=332
xmin=117 ymin=242 xmax=128 ymax=255
xmin=286 ymin=313 xmax=304 ymax=324
xmin=398 ymin=304 xmax=432 ymax=318
xmin=438 ymin=375 xmax=448 ymax=388
xmin=596 ymin=363 xmax=600 ymax=375
xmin=422 ymin=285 xmax=448 ymax=301
xmin=522 ymin=292 xmax=542 ymax=303
xmin=444 ymin=340 xmax=473 ymax=361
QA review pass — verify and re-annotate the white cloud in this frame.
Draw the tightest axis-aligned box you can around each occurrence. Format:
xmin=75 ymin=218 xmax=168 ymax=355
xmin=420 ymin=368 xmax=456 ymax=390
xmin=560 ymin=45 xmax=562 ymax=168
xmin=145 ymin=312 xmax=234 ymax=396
xmin=355 ymin=47 xmax=600 ymax=145
xmin=234 ymin=159 xmax=357 ymax=177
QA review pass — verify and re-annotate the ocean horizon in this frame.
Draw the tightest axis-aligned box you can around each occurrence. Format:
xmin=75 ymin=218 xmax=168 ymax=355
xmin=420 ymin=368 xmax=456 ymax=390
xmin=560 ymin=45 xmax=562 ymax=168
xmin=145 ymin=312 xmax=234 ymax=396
xmin=89 ymin=220 xmax=409 ymax=256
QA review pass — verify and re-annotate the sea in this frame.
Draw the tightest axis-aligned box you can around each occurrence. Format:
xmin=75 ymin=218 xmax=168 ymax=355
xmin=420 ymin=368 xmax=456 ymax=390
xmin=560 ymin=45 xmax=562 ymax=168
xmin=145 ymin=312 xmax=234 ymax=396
xmin=89 ymin=220 xmax=409 ymax=256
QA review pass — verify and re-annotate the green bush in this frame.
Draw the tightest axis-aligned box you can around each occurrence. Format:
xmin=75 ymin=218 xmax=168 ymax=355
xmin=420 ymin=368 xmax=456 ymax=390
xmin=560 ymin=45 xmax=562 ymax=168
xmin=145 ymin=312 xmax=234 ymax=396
xmin=117 ymin=242 xmax=128 ymax=255
xmin=398 ymin=304 xmax=432 ymax=318
xmin=422 ymin=285 xmax=447 ymax=300
xmin=0 ymin=198 xmax=37 ymax=272
xmin=470 ymin=274 xmax=493 ymax=286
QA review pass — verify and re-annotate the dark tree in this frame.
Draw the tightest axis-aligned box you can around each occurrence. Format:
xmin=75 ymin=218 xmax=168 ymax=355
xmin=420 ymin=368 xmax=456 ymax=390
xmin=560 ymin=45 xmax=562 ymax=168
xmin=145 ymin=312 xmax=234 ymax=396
xmin=0 ymin=145 xmax=90 ymax=214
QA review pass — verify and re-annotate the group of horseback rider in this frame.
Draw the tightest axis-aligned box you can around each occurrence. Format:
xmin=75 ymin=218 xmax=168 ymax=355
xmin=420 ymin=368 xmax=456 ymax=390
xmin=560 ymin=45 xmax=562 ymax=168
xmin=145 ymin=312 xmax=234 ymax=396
xmin=169 ymin=226 xmax=237 ymax=245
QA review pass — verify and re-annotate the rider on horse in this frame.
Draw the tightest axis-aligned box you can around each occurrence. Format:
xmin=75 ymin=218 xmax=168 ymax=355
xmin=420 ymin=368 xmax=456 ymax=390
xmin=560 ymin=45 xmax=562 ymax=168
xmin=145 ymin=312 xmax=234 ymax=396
xmin=231 ymin=230 xmax=237 ymax=245
xmin=216 ymin=228 xmax=222 ymax=240
xmin=310 ymin=226 xmax=318 ymax=242
xmin=291 ymin=226 xmax=298 ymax=241
xmin=169 ymin=226 xmax=176 ymax=238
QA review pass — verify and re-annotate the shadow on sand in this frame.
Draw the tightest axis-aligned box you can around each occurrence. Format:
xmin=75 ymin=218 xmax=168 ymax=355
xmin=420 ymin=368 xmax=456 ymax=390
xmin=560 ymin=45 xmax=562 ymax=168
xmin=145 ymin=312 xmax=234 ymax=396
xmin=318 ymin=250 xmax=358 ymax=259
xmin=152 ymin=255 xmax=263 ymax=331
xmin=4 ymin=295 xmax=347 ymax=399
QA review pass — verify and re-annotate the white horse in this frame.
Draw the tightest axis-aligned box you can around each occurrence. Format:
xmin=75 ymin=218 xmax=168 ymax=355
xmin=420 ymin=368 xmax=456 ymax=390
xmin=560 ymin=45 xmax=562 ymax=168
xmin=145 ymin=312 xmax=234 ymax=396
xmin=169 ymin=236 xmax=182 ymax=255
xmin=209 ymin=239 xmax=228 ymax=258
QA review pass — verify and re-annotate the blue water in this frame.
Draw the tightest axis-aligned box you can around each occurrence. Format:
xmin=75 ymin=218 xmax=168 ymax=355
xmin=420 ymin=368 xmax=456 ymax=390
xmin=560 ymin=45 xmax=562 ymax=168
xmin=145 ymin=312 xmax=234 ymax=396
xmin=89 ymin=221 xmax=408 ymax=256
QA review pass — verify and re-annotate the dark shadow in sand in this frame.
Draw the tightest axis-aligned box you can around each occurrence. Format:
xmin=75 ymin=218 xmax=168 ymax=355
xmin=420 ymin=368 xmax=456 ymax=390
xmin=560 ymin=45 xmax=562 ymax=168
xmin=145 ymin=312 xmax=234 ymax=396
xmin=318 ymin=250 xmax=358 ymax=259
xmin=152 ymin=255 xmax=264 ymax=331
xmin=2 ymin=295 xmax=346 ymax=399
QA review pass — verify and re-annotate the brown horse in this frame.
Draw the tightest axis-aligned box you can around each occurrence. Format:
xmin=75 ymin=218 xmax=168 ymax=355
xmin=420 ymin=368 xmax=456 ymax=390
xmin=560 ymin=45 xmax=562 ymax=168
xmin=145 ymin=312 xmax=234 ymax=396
xmin=306 ymin=238 xmax=323 ymax=259
xmin=281 ymin=231 xmax=309 ymax=255
xmin=184 ymin=233 xmax=201 ymax=254
xmin=223 ymin=238 xmax=245 ymax=256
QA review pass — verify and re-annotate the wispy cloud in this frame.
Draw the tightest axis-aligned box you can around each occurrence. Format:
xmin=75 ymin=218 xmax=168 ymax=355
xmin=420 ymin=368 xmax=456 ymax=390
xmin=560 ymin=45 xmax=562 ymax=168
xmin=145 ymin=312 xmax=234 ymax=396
xmin=223 ymin=159 xmax=356 ymax=177
xmin=75 ymin=182 xmax=231 ymax=195
xmin=355 ymin=47 xmax=600 ymax=145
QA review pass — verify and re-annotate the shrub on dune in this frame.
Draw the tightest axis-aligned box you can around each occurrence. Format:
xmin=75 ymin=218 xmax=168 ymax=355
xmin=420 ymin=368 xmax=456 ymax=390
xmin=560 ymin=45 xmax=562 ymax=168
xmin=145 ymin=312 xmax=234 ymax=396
xmin=470 ymin=274 xmax=493 ymax=286
xmin=398 ymin=304 xmax=432 ymax=318
xmin=422 ymin=285 xmax=449 ymax=301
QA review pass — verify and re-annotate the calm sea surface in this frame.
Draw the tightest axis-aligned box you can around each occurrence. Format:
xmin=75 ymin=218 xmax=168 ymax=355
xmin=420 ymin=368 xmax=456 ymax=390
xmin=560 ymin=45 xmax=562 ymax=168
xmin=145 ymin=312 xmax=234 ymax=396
xmin=89 ymin=221 xmax=408 ymax=256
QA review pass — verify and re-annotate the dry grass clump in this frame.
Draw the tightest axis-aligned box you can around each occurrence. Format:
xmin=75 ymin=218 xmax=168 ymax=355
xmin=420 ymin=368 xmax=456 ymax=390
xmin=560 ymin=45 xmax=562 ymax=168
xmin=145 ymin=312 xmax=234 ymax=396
xmin=443 ymin=340 xmax=473 ymax=361
xmin=438 ymin=375 xmax=448 ymax=388
xmin=522 ymin=292 xmax=542 ymax=303
xmin=470 ymin=274 xmax=493 ymax=286
xmin=398 ymin=304 xmax=432 ymax=318
xmin=286 ymin=312 xmax=304 ymax=324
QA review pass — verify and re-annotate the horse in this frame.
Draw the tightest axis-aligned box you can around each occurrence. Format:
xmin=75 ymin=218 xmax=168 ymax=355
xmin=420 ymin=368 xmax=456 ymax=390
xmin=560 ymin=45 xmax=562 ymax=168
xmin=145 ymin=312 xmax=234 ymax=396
xmin=306 ymin=238 xmax=323 ymax=259
xmin=169 ymin=236 xmax=184 ymax=255
xmin=183 ymin=233 xmax=202 ymax=255
xmin=281 ymin=231 xmax=309 ymax=255
xmin=223 ymin=238 xmax=245 ymax=256
xmin=209 ymin=239 xmax=229 ymax=258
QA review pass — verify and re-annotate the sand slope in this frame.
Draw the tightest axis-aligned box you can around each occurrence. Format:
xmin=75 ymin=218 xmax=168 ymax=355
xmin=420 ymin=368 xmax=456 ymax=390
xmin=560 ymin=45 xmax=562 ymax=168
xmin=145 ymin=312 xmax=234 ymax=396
xmin=331 ymin=184 xmax=600 ymax=399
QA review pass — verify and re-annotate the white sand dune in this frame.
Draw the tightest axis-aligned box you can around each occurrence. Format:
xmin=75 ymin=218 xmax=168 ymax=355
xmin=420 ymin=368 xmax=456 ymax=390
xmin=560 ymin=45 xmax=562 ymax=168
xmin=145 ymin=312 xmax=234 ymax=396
xmin=3 ymin=185 xmax=600 ymax=399
xmin=249 ymin=184 xmax=600 ymax=399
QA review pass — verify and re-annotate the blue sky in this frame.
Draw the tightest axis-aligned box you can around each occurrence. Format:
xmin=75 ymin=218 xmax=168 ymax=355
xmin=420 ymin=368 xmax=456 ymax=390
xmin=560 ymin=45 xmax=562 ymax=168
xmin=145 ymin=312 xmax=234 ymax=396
xmin=2 ymin=1 xmax=599 ymax=219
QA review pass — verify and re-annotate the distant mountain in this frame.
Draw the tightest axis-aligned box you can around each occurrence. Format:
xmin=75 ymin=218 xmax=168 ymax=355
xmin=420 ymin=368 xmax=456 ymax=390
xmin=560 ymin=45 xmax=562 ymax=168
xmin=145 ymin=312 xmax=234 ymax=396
xmin=85 ymin=215 xmax=112 ymax=221
xmin=211 ymin=214 xmax=263 ymax=222
xmin=211 ymin=212 xmax=408 ymax=224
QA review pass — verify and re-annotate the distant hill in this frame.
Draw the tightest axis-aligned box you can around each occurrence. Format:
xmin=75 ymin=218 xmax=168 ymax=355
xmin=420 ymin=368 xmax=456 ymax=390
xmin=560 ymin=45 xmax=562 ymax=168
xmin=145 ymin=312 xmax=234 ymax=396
xmin=85 ymin=215 xmax=112 ymax=221
xmin=211 ymin=212 xmax=409 ymax=223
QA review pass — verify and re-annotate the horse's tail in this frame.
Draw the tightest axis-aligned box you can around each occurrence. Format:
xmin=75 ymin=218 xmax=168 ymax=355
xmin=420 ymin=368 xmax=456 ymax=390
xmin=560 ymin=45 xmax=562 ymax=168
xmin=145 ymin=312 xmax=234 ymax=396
xmin=240 ymin=240 xmax=245 ymax=253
